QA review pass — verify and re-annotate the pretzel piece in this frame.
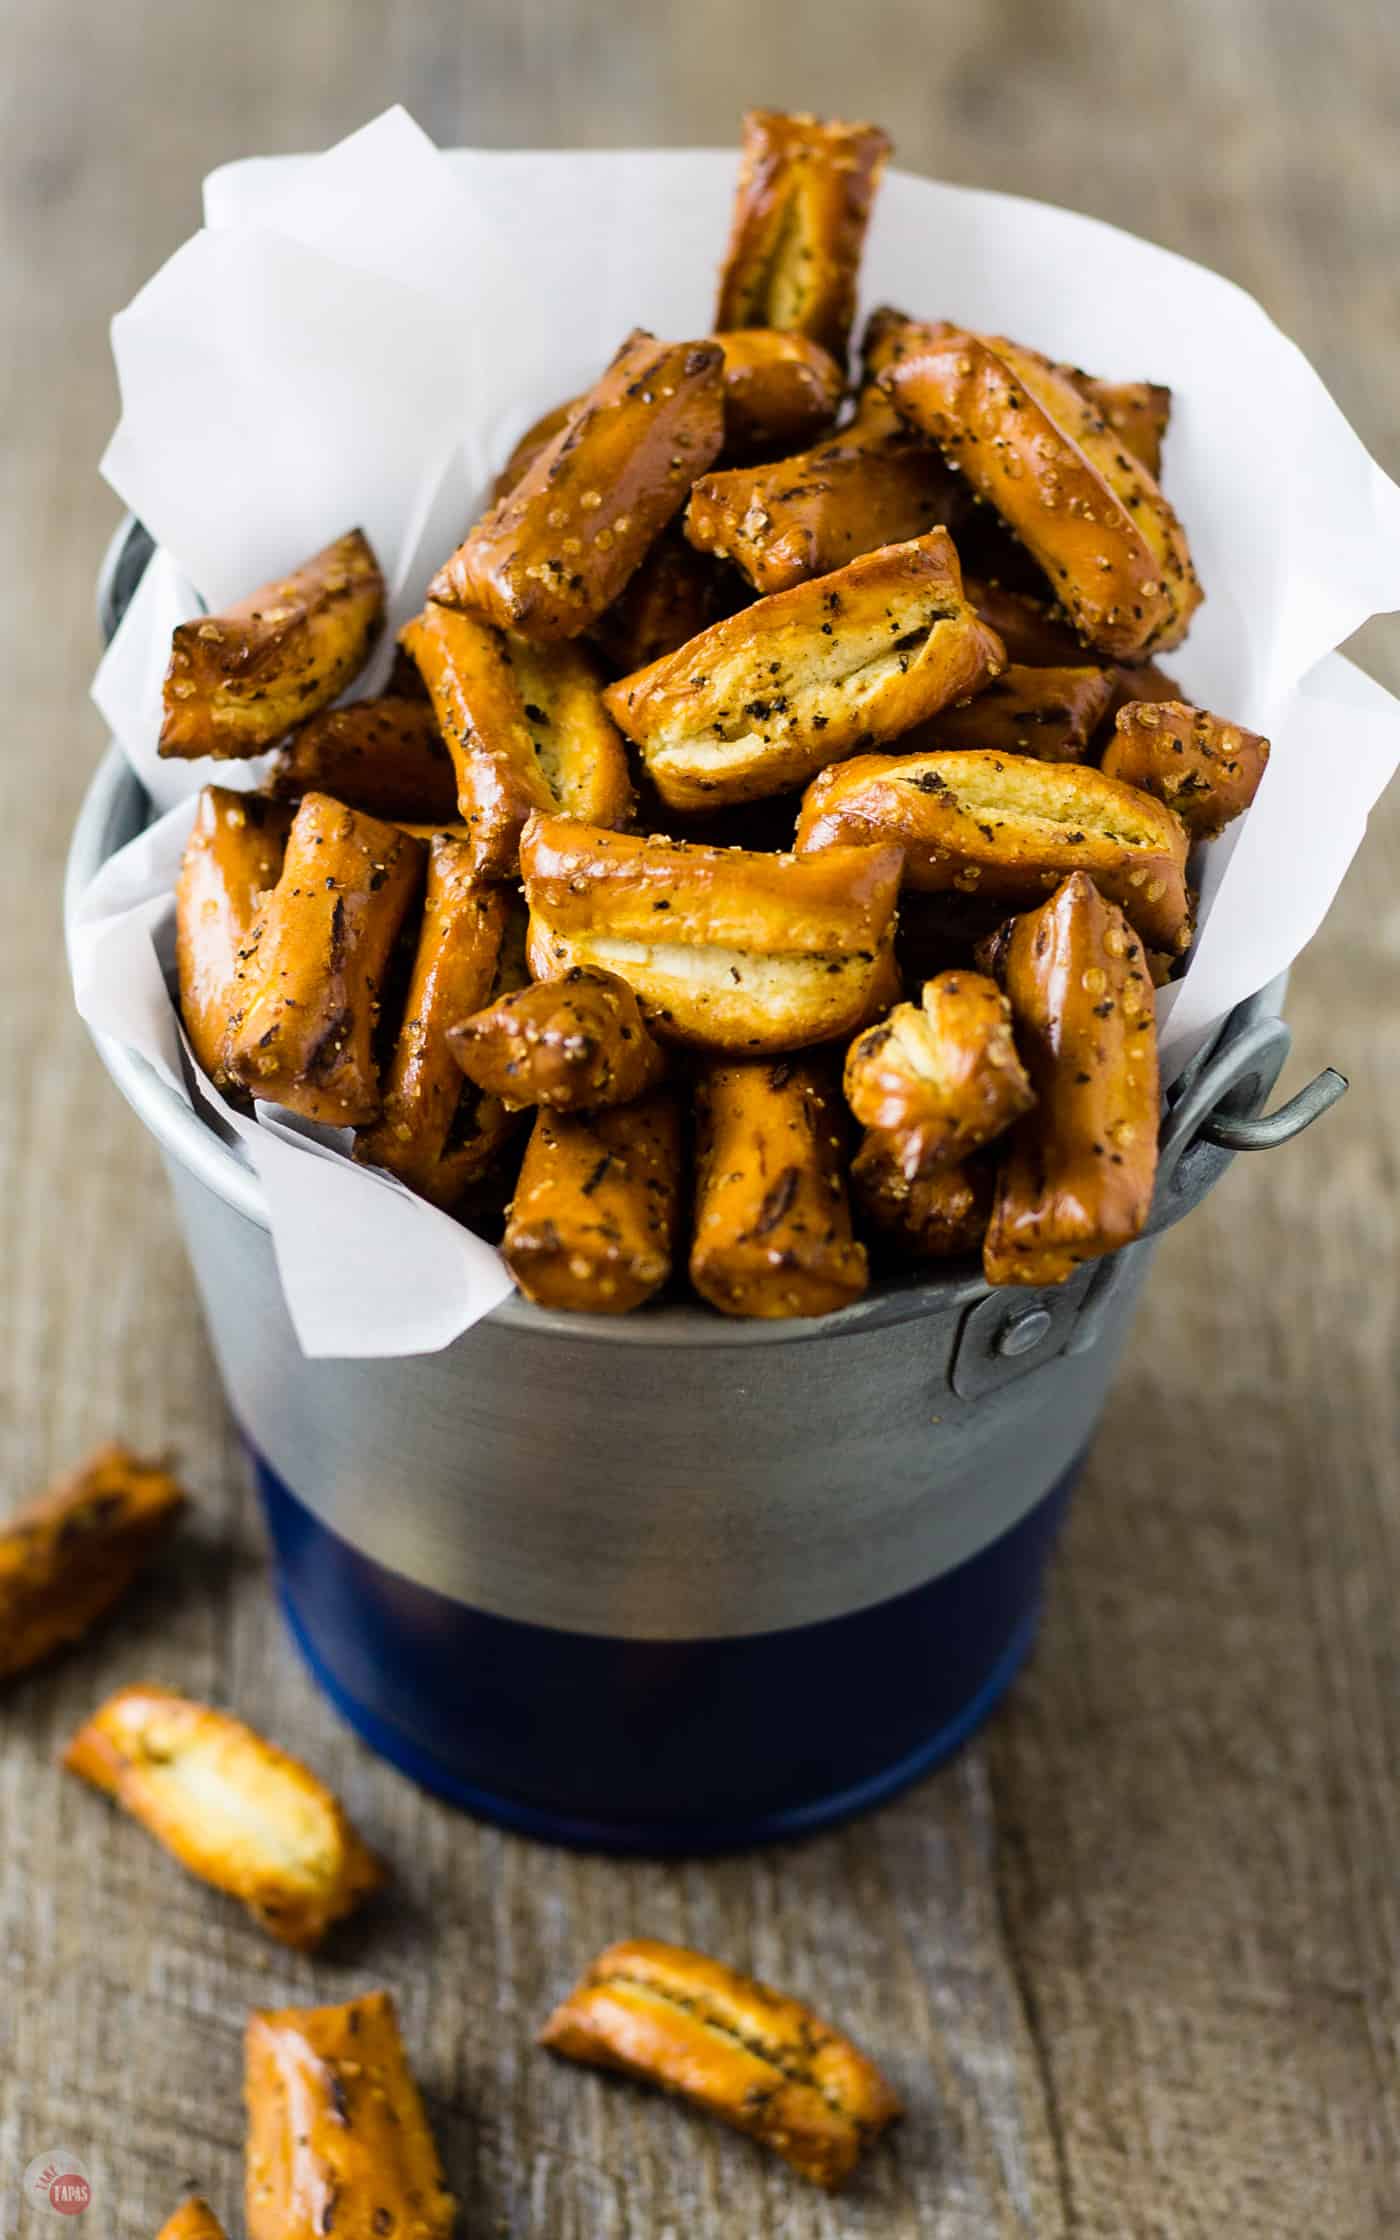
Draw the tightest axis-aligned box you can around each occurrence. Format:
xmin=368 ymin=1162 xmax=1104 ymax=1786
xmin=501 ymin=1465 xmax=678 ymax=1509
xmin=267 ymin=697 xmax=458 ymax=823
xmin=1101 ymin=699 xmax=1270 ymax=839
xmin=222 ymin=794 xmax=425 ymax=1125
xmin=63 ymin=1686 xmax=384 ymax=1947
xmin=844 ymin=971 xmax=1033 ymax=1175
xmin=429 ymin=329 xmax=725 ymax=640
xmin=690 ymin=1058 xmax=867 ymax=1318
xmin=796 ymin=746 xmax=1192 ymax=951
xmin=450 ymin=966 xmax=665 ymax=1112
xmin=521 ymin=815 xmax=903 ymax=1053
xmin=714 ymin=109 xmax=891 ymax=368
xmin=907 ymin=661 xmax=1115 ymax=762
xmin=245 ymin=1993 xmax=455 ymax=2240
xmin=963 ymin=577 xmax=1087 ymax=666
xmin=155 ymin=2200 xmax=228 ymax=2240
xmin=851 ymin=1133 xmax=993 ymax=1259
xmin=176 ymin=786 xmax=292 ymax=1084
xmin=604 ymin=530 xmax=1005 ymax=811
xmin=401 ymin=603 xmax=631 ymax=878
xmin=590 ymin=528 xmax=738 ymax=675
xmin=1075 ymin=376 xmax=1172 ymax=478
xmin=883 ymin=326 xmax=1201 ymax=657
xmin=982 ymin=871 xmax=1160 ymax=1285
xmin=503 ymin=1092 xmax=682 ymax=1313
xmin=160 ymin=530 xmax=384 ymax=759
xmin=0 ymin=1444 xmax=185 ymax=1683
xmin=354 ymin=839 xmax=526 ymax=1205
xmin=540 ymin=1937 xmax=901 ymax=2189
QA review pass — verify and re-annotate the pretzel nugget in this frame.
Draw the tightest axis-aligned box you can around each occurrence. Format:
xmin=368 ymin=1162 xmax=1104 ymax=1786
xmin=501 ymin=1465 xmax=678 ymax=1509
xmin=1075 ymin=376 xmax=1172 ymax=478
xmin=430 ymin=329 xmax=725 ymax=640
xmin=964 ymin=577 xmax=1086 ymax=666
xmin=714 ymin=327 xmax=845 ymax=456
xmin=156 ymin=2200 xmax=228 ymax=2240
xmin=715 ymin=109 xmax=891 ymax=368
xmin=982 ymin=871 xmax=1160 ymax=1285
xmin=267 ymin=697 xmax=458 ymax=823
xmin=883 ymin=327 xmax=1201 ymax=657
xmin=796 ymin=747 xmax=1192 ymax=952
xmin=1100 ymin=656 xmax=1185 ymax=730
xmin=245 ymin=1992 xmax=455 ymax=2240
xmin=690 ymin=1059 xmax=867 ymax=1318
xmin=451 ymin=966 xmax=665 ymax=1113
xmin=504 ymin=1092 xmax=681 ymax=1313
xmin=605 ymin=530 xmax=1005 ymax=811
xmin=0 ymin=1444 xmax=185 ymax=1683
xmin=355 ymin=839 xmax=524 ymax=1204
xmin=176 ymin=787 xmax=292 ymax=1084
xmin=844 ymin=971 xmax=1033 ymax=1175
xmin=1101 ymin=699 xmax=1270 ymax=839
xmin=540 ymin=1938 xmax=901 ymax=2189
xmin=521 ymin=816 xmax=902 ymax=1053
xmin=852 ymin=1132 xmax=992 ymax=1259
xmin=401 ymin=602 xmax=632 ymax=877
xmin=590 ymin=527 xmax=737 ymax=675
xmin=685 ymin=387 xmax=965 ymax=597
xmin=63 ymin=1686 xmax=384 ymax=1946
xmin=160 ymin=530 xmax=384 ymax=759
xmin=223 ymin=795 xmax=425 ymax=1125
xmin=909 ymin=661 xmax=1115 ymax=762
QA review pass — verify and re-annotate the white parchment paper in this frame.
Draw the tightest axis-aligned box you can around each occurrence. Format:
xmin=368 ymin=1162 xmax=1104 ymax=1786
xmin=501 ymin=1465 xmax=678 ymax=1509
xmin=75 ymin=109 xmax=1400 ymax=1356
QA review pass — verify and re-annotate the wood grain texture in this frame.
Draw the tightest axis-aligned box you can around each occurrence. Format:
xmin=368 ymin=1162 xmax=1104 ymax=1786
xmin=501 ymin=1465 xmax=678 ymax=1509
xmin=1 ymin=0 xmax=1397 ymax=2232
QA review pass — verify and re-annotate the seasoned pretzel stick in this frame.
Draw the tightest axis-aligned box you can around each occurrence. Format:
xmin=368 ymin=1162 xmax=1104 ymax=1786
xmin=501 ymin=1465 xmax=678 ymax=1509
xmin=430 ymin=329 xmax=725 ymax=640
xmin=603 ymin=530 xmax=1005 ymax=811
xmin=401 ymin=602 xmax=631 ymax=877
xmin=907 ymin=661 xmax=1115 ymax=762
xmin=963 ymin=576 xmax=1087 ymax=666
xmin=1074 ymin=375 xmax=1172 ymax=478
xmin=713 ymin=328 xmax=845 ymax=456
xmin=851 ymin=1133 xmax=993 ymax=1259
xmin=714 ymin=109 xmax=891 ymax=368
xmin=451 ymin=966 xmax=665 ymax=1113
xmin=504 ymin=1092 xmax=682 ymax=1313
xmin=1101 ymin=699 xmax=1270 ymax=839
xmin=796 ymin=746 xmax=1193 ymax=952
xmin=267 ymin=697 xmax=458 ymax=823
xmin=844 ymin=971 xmax=1034 ymax=1176
xmin=540 ymin=1938 xmax=901 ymax=2189
xmin=176 ymin=787 xmax=292 ymax=1084
xmin=591 ymin=528 xmax=738 ymax=675
xmin=882 ymin=326 xmax=1201 ymax=658
xmin=0 ymin=1444 xmax=185 ymax=1683
xmin=160 ymin=530 xmax=384 ymax=759
xmin=223 ymin=795 xmax=425 ymax=1125
xmin=690 ymin=1058 xmax=868 ymax=1318
xmin=245 ymin=1992 xmax=456 ymax=2240
xmin=354 ymin=839 xmax=525 ymax=1205
xmin=155 ymin=2199 xmax=228 ymax=2240
xmin=521 ymin=815 xmax=903 ymax=1054
xmin=982 ymin=870 xmax=1160 ymax=1284
xmin=63 ymin=1686 xmax=384 ymax=1947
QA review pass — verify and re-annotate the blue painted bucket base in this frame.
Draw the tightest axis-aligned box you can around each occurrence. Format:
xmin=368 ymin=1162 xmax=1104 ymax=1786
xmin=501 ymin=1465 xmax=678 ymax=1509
xmin=253 ymin=1451 xmax=1079 ymax=1855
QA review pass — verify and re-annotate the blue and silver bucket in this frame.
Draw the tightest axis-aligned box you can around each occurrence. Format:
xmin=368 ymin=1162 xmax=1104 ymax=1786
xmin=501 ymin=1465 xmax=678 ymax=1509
xmin=66 ymin=522 xmax=1343 ymax=1852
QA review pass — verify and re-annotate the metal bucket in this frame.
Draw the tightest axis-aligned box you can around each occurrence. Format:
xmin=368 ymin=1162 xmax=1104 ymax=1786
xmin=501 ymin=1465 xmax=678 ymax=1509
xmin=68 ymin=521 xmax=1344 ymax=1852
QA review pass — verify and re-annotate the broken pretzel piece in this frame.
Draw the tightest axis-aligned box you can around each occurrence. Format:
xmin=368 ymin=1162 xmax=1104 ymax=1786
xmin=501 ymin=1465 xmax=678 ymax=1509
xmin=690 ymin=1058 xmax=868 ymax=1319
xmin=504 ymin=1091 xmax=682 ymax=1313
xmin=451 ymin=966 xmax=665 ymax=1113
xmin=175 ymin=786 xmax=292 ymax=1085
xmin=63 ymin=1685 xmax=385 ymax=1948
xmin=222 ymin=794 xmax=425 ymax=1126
xmin=714 ymin=108 xmax=891 ymax=369
xmin=882 ymin=326 xmax=1201 ymax=658
xmin=844 ymin=971 xmax=1034 ymax=1176
xmin=851 ymin=1133 xmax=993 ymax=1260
xmin=267 ymin=696 xmax=459 ymax=824
xmin=605 ymin=529 xmax=1005 ymax=811
xmin=982 ymin=871 xmax=1161 ymax=1285
xmin=155 ymin=2199 xmax=229 ymax=2240
xmin=906 ymin=661 xmax=1115 ymax=763
xmin=430 ymin=329 xmax=725 ymax=640
xmin=245 ymin=1992 xmax=456 ymax=2240
xmin=160 ymin=529 xmax=384 ymax=760
xmin=0 ymin=1444 xmax=185 ymax=1684
xmin=713 ymin=328 xmax=845 ymax=457
xmin=354 ymin=838 xmax=526 ymax=1206
xmin=1101 ymin=698 xmax=1270 ymax=840
xmin=540 ymin=1937 xmax=901 ymax=2190
xmin=520 ymin=815 xmax=903 ymax=1054
xmin=796 ymin=746 xmax=1193 ymax=952
xmin=401 ymin=602 xmax=632 ymax=878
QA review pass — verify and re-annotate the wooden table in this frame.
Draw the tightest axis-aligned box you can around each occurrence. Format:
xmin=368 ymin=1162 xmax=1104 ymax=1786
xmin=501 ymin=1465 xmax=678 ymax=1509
xmin=3 ymin=2 xmax=1397 ymax=2231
